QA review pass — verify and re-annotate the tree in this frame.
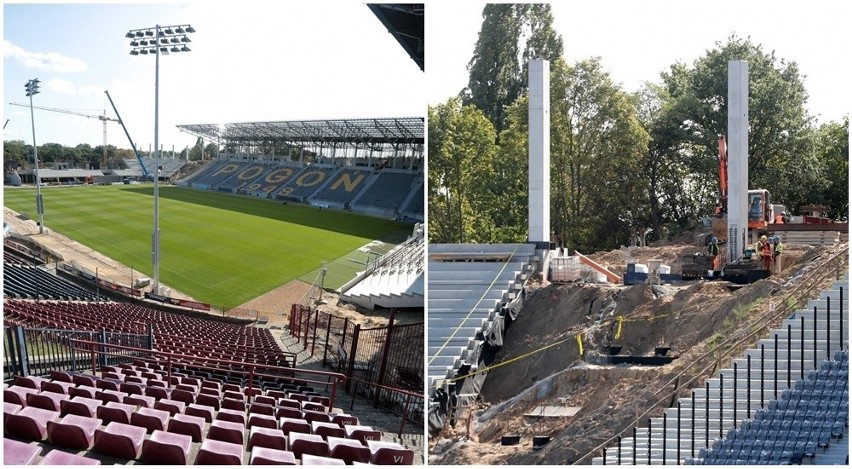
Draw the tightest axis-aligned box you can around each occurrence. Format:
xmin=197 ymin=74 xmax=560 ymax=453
xmin=427 ymin=98 xmax=498 ymax=243
xmin=204 ymin=143 xmax=218 ymax=159
xmin=650 ymin=35 xmax=812 ymax=226
xmin=811 ymin=117 xmax=849 ymax=220
xmin=3 ymin=140 xmax=30 ymax=169
xmin=465 ymin=3 xmax=563 ymax=135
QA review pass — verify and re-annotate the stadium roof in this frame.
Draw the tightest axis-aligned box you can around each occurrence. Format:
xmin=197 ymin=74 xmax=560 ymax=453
xmin=177 ymin=117 xmax=424 ymax=147
xmin=368 ymin=4 xmax=424 ymax=71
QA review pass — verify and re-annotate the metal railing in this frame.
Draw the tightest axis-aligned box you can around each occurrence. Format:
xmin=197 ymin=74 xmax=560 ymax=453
xmin=65 ymin=337 xmax=347 ymax=408
xmin=347 ymin=376 xmax=425 ymax=436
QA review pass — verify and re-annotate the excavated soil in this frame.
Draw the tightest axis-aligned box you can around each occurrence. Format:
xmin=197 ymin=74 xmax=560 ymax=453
xmin=430 ymin=241 xmax=847 ymax=465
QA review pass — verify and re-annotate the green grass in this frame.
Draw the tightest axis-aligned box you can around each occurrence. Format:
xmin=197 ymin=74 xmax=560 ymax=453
xmin=4 ymin=185 xmax=411 ymax=308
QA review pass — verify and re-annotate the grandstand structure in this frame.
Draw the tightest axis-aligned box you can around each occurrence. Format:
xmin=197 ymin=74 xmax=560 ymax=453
xmin=339 ymin=223 xmax=425 ymax=310
xmin=3 ymin=241 xmax=421 ymax=464
xmin=427 ymin=243 xmax=537 ymax=434
xmin=175 ymin=117 xmax=424 ymax=222
xmin=590 ymin=276 xmax=849 ymax=466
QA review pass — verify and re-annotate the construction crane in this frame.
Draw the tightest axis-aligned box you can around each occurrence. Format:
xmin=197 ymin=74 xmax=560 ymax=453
xmin=8 ymin=102 xmax=119 ymax=169
xmin=104 ymin=90 xmax=149 ymax=179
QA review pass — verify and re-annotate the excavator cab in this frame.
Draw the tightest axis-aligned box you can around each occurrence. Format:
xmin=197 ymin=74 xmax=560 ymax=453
xmin=747 ymin=189 xmax=772 ymax=230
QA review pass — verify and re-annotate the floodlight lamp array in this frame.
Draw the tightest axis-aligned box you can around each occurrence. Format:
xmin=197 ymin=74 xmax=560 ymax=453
xmin=126 ymin=24 xmax=195 ymax=56
xmin=25 ymin=78 xmax=41 ymax=97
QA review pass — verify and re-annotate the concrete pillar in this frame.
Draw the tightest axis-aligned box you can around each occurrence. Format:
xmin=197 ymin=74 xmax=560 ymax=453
xmin=528 ymin=59 xmax=550 ymax=244
xmin=727 ymin=60 xmax=749 ymax=261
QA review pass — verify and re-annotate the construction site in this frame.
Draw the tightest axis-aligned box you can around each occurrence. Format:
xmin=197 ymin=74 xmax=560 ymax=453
xmin=427 ymin=59 xmax=849 ymax=465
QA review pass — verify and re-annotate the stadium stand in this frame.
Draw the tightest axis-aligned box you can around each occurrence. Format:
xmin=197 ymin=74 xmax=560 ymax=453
xmin=274 ymin=164 xmax=337 ymax=203
xmin=308 ymin=167 xmax=374 ymax=210
xmin=592 ymin=276 xmax=849 ymax=465
xmin=339 ymin=224 xmax=424 ymax=309
xmin=122 ymin=157 xmax=187 ymax=179
xmin=351 ymin=169 xmax=419 ymax=218
xmin=3 ymin=263 xmax=108 ymax=302
xmin=398 ymin=179 xmax=424 ymax=221
xmin=214 ymin=162 xmax=273 ymax=193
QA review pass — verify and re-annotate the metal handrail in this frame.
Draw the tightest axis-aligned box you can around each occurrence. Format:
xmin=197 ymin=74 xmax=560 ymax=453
xmin=347 ymin=375 xmax=424 ymax=437
xmin=67 ymin=337 xmax=347 ymax=408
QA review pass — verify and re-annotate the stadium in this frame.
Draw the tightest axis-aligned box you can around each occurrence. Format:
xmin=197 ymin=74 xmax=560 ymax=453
xmin=427 ymin=60 xmax=849 ymax=465
xmin=4 ymin=3 xmax=425 ymax=466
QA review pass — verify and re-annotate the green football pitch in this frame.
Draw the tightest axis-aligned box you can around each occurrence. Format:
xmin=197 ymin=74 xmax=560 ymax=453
xmin=3 ymin=185 xmax=412 ymax=309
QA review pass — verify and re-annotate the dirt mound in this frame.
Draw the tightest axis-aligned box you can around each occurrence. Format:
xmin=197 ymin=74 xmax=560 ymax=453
xmin=430 ymin=241 xmax=846 ymax=465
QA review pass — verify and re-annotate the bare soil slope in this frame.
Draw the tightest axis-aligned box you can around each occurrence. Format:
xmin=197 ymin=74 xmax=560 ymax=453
xmin=430 ymin=242 xmax=846 ymax=465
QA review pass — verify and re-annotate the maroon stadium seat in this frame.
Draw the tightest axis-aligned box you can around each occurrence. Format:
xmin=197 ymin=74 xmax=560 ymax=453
xmin=301 ymin=401 xmax=325 ymax=412
xmin=215 ymin=407 xmax=247 ymax=425
xmin=195 ymin=438 xmax=244 ymax=465
xmin=207 ymin=419 xmax=245 ymax=445
xmin=223 ymin=390 xmax=245 ymax=402
xmin=185 ymin=403 xmax=216 ymax=422
xmin=278 ymin=398 xmax=301 ymax=409
xmin=72 ymin=374 xmax=99 ymax=388
xmin=95 ymin=389 xmax=128 ymax=404
xmin=167 ymin=412 xmax=205 ymax=442
xmin=69 ymin=385 xmax=99 ymax=399
xmin=221 ymin=398 xmax=246 ymax=412
xmin=302 ymin=454 xmax=346 ymax=465
xmin=60 ymin=396 xmax=101 ymax=418
xmin=196 ymin=392 xmax=221 ymax=410
xmin=327 ymin=436 xmax=371 ymax=464
xmin=332 ymin=413 xmax=360 ymax=426
xmin=50 ymin=371 xmax=75 ymax=383
xmin=14 ymin=375 xmax=48 ymax=390
xmin=248 ymin=425 xmax=287 ymax=451
xmin=40 ymin=380 xmax=74 ymax=395
xmin=4 ymin=437 xmax=41 ymax=465
xmin=141 ymin=430 xmax=192 ymax=465
xmin=170 ymin=388 xmax=196 ymax=405
xmin=254 ymin=395 xmax=277 ymax=406
xmin=4 ymin=385 xmax=37 ymax=406
xmin=345 ymin=425 xmax=383 ymax=444
xmin=154 ymin=398 xmax=186 ymax=416
xmin=280 ymin=417 xmax=311 ymax=435
xmin=125 ymin=375 xmax=146 ymax=384
xmin=39 ymin=449 xmax=101 ymax=465
xmin=120 ymin=382 xmax=146 ymax=395
xmin=96 ymin=401 xmax=135 ymax=425
xmin=97 ymin=378 xmax=123 ymax=391
xmin=146 ymin=386 xmax=171 ymax=400
xmin=276 ymin=406 xmax=303 ymax=420
xmin=123 ymin=394 xmax=156 ymax=408
xmin=5 ymin=406 xmax=60 ymax=441
xmin=4 ymin=402 xmax=22 ymax=426
xmin=26 ymin=390 xmax=67 ymax=412
xmin=93 ymin=421 xmax=147 ymax=459
xmin=130 ymin=406 xmax=170 ymax=433
xmin=248 ymin=412 xmax=278 ymax=429
xmin=288 ymin=431 xmax=329 ymax=459
xmin=249 ymin=402 xmax=275 ymax=416
xmin=367 ymin=440 xmax=415 ymax=465
xmin=249 ymin=446 xmax=297 ymax=465
xmin=313 ymin=420 xmax=346 ymax=439
xmin=302 ymin=409 xmax=332 ymax=424
xmin=47 ymin=414 xmax=101 ymax=449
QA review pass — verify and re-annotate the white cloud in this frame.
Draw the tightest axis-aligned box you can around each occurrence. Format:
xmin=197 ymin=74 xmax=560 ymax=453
xmin=46 ymin=78 xmax=77 ymax=95
xmin=3 ymin=40 xmax=87 ymax=73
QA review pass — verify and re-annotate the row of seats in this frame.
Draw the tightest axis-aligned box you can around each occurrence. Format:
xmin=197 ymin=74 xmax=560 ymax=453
xmin=3 ymin=263 xmax=107 ymax=302
xmin=4 ymin=367 xmax=414 ymax=465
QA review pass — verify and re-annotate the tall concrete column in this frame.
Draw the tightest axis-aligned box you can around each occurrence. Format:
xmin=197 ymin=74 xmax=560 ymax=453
xmin=528 ymin=59 xmax=550 ymax=245
xmin=727 ymin=60 xmax=749 ymax=261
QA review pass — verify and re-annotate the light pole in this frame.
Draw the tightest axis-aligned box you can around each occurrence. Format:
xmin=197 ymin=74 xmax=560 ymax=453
xmin=25 ymin=78 xmax=44 ymax=234
xmin=126 ymin=23 xmax=195 ymax=294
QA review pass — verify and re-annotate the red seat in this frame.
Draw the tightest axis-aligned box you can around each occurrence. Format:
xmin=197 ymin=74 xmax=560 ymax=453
xmin=223 ymin=390 xmax=244 ymax=401
xmin=141 ymin=430 xmax=192 ymax=464
xmin=185 ymin=403 xmax=215 ymax=422
xmin=288 ymin=431 xmax=329 ymax=459
xmin=221 ymin=398 xmax=246 ymax=412
xmin=145 ymin=386 xmax=171 ymax=400
xmin=276 ymin=406 xmax=303 ymax=420
xmin=301 ymin=401 xmax=325 ymax=412
xmin=50 ymin=371 xmax=75 ymax=383
xmin=123 ymin=394 xmax=156 ymax=408
xmin=95 ymin=389 xmax=128 ymax=404
xmin=248 ymin=425 xmax=287 ymax=450
xmin=367 ymin=440 xmax=414 ymax=465
xmin=280 ymin=417 xmax=311 ymax=435
xmin=248 ymin=412 xmax=278 ymax=429
xmin=196 ymin=392 xmax=221 ymax=410
xmin=125 ymin=375 xmax=146 ymax=384
xmin=72 ymin=374 xmax=98 ymax=388
xmin=278 ymin=398 xmax=301 ymax=409
xmin=195 ymin=438 xmax=244 ymax=465
xmin=130 ymin=407 xmax=170 ymax=433
xmin=97 ymin=378 xmax=123 ymax=391
xmin=96 ymin=401 xmax=135 ymax=425
xmin=302 ymin=409 xmax=332 ymax=423
xmin=14 ymin=375 xmax=48 ymax=390
xmin=60 ymin=396 xmax=101 ymax=418
xmin=254 ymin=395 xmax=277 ymax=406
xmin=4 ymin=385 xmax=37 ymax=406
xmin=40 ymin=380 xmax=74 ymax=395
xmin=222 ymin=383 xmax=242 ymax=393
xmin=249 ymin=402 xmax=275 ymax=416
xmin=120 ymin=382 xmax=146 ymax=395
xmin=302 ymin=454 xmax=346 ymax=465
xmin=167 ymin=412 xmax=205 ymax=442
xmin=93 ymin=421 xmax=147 ymax=459
xmin=69 ymin=385 xmax=99 ymax=400
xmin=26 ymin=390 xmax=67 ymax=412
xmin=47 ymin=414 xmax=101 ymax=449
xmin=216 ymin=407 xmax=247 ymax=425
xmin=5 ymin=406 xmax=60 ymax=441
xmin=313 ymin=420 xmax=346 ymax=439
xmin=208 ymin=419 xmax=245 ymax=445
xmin=331 ymin=413 xmax=360 ymax=426
xmin=153 ymin=398 xmax=186 ymax=416
xmin=328 ymin=436 xmax=371 ymax=464
xmin=4 ymin=402 xmax=22 ymax=426
xmin=249 ymin=446 xmax=297 ymax=465
xmin=39 ymin=449 xmax=101 ymax=465
xmin=4 ymin=437 xmax=41 ymax=465
xmin=345 ymin=425 xmax=383 ymax=444
xmin=170 ymin=388 xmax=196 ymax=405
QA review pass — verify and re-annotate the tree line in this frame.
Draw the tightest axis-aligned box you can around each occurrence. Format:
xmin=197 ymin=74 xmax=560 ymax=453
xmin=429 ymin=4 xmax=849 ymax=251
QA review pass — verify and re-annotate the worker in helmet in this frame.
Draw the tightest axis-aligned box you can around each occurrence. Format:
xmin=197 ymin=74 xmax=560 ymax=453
xmin=760 ymin=235 xmax=773 ymax=271
xmin=707 ymin=236 xmax=720 ymax=270
xmin=773 ymin=236 xmax=784 ymax=275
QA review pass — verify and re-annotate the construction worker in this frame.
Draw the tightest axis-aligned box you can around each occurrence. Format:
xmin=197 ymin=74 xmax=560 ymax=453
xmin=760 ymin=235 xmax=773 ymax=271
xmin=773 ymin=236 xmax=784 ymax=275
xmin=707 ymin=236 xmax=720 ymax=270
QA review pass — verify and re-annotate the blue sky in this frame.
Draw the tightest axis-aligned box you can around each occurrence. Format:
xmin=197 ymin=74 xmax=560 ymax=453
xmin=3 ymin=1 xmax=425 ymax=151
xmin=428 ymin=0 xmax=850 ymax=126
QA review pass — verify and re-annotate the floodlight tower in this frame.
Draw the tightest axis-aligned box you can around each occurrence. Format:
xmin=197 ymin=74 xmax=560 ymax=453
xmin=25 ymin=78 xmax=45 ymax=234
xmin=126 ymin=23 xmax=195 ymax=294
